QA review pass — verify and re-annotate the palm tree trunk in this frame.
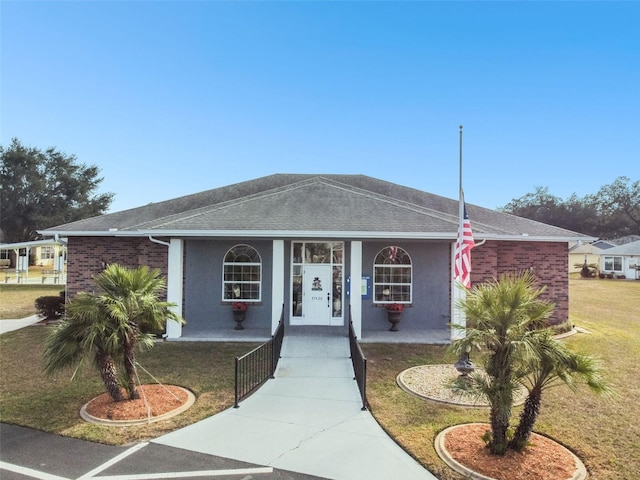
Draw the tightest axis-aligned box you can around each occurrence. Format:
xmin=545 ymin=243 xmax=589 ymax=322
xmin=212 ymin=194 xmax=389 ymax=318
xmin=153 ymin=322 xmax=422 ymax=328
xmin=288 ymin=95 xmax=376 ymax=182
xmin=486 ymin=356 xmax=513 ymax=455
xmin=488 ymin=393 xmax=511 ymax=455
xmin=96 ymin=350 xmax=125 ymax=402
xmin=123 ymin=334 xmax=139 ymax=400
xmin=510 ymin=387 xmax=542 ymax=451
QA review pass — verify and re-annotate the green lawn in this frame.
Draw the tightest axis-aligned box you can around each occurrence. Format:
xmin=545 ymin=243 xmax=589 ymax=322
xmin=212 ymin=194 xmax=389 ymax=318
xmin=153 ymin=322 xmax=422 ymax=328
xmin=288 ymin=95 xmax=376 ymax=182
xmin=0 ymin=326 xmax=257 ymax=445
xmin=0 ymin=284 xmax=64 ymax=319
xmin=1 ymin=277 xmax=638 ymax=479
xmin=363 ymin=277 xmax=640 ymax=480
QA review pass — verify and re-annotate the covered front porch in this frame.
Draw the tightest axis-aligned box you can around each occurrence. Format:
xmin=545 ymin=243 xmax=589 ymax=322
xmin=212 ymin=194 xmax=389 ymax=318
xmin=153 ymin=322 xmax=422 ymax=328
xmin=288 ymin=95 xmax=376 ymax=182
xmin=165 ymin=238 xmax=457 ymax=344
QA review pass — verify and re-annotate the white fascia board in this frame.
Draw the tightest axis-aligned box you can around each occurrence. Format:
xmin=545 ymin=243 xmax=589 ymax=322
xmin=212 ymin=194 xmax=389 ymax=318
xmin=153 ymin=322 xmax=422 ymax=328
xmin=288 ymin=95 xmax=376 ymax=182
xmin=41 ymin=229 xmax=456 ymax=239
xmin=39 ymin=229 xmax=594 ymax=243
xmin=479 ymin=234 xmax=597 ymax=243
xmin=1 ymin=238 xmax=67 ymax=249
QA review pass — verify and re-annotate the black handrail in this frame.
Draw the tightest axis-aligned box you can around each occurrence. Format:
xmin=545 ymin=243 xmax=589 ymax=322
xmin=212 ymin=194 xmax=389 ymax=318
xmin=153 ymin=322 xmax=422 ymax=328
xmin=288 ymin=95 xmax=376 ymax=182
xmin=272 ymin=306 xmax=285 ymax=377
xmin=234 ymin=305 xmax=285 ymax=408
xmin=349 ymin=311 xmax=368 ymax=411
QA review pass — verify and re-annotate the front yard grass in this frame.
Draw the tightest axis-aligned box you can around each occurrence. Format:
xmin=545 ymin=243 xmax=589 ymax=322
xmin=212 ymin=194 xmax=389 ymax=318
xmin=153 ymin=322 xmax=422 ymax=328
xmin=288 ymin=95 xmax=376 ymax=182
xmin=0 ymin=327 xmax=257 ymax=445
xmin=363 ymin=277 xmax=640 ymax=480
xmin=0 ymin=284 xmax=64 ymax=319
xmin=1 ymin=277 xmax=638 ymax=479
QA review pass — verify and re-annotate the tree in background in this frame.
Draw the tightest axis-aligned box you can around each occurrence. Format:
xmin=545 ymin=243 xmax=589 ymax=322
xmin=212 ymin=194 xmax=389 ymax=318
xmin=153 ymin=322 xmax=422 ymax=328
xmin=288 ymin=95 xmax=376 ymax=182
xmin=588 ymin=176 xmax=640 ymax=238
xmin=0 ymin=138 xmax=113 ymax=243
xmin=500 ymin=176 xmax=639 ymax=238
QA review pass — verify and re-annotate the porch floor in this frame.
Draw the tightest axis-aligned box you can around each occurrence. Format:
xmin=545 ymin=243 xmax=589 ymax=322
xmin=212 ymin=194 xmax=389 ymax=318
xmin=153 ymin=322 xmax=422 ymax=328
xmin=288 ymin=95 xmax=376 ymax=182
xmin=359 ymin=328 xmax=451 ymax=344
xmin=173 ymin=325 xmax=451 ymax=344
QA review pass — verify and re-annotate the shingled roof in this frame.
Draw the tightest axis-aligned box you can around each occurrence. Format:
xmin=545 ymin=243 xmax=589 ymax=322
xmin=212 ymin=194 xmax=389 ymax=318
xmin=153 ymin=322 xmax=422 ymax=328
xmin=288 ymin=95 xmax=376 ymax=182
xmin=41 ymin=174 xmax=591 ymax=241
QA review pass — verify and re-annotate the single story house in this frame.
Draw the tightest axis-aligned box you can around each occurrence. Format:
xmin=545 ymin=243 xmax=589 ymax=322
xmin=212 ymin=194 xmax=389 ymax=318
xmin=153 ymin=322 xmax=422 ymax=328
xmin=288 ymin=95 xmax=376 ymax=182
xmin=568 ymin=240 xmax=614 ymax=273
xmin=40 ymin=174 xmax=592 ymax=343
xmin=598 ymin=239 xmax=640 ymax=280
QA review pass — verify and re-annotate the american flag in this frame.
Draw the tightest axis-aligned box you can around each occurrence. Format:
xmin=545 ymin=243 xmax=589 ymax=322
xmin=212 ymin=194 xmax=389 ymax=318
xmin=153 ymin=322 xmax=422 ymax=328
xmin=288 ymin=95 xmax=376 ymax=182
xmin=454 ymin=196 xmax=475 ymax=288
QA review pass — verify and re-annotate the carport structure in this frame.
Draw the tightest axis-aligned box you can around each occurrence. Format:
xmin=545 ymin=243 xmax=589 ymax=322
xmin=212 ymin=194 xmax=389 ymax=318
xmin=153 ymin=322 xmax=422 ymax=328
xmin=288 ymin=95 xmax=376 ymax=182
xmin=0 ymin=238 xmax=67 ymax=284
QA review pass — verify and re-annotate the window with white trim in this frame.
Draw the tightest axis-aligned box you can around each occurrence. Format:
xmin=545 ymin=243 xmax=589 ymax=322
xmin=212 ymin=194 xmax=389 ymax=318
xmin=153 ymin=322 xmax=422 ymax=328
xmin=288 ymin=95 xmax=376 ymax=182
xmin=223 ymin=245 xmax=261 ymax=302
xmin=603 ymin=256 xmax=623 ymax=272
xmin=373 ymin=246 xmax=412 ymax=304
xmin=40 ymin=246 xmax=55 ymax=260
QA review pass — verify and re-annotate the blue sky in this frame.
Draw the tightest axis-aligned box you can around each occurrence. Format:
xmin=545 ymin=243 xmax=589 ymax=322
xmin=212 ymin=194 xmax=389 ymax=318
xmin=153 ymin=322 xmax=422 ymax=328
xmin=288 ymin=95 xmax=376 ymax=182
xmin=2 ymin=1 xmax=638 ymax=214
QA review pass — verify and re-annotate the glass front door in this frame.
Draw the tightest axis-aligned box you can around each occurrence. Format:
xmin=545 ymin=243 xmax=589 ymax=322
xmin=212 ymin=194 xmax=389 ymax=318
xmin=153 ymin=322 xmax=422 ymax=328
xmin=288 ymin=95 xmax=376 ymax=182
xmin=291 ymin=241 xmax=343 ymax=326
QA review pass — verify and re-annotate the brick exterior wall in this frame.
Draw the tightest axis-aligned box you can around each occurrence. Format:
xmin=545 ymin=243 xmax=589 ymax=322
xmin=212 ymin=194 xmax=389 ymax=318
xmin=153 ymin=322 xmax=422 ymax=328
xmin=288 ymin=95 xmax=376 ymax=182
xmin=66 ymin=237 xmax=169 ymax=297
xmin=471 ymin=240 xmax=569 ymax=325
xmin=66 ymin=236 xmax=570 ymax=326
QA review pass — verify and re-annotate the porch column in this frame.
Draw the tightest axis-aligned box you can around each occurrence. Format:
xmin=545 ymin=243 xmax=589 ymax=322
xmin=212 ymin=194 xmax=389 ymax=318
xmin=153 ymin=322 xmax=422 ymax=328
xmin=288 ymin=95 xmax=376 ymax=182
xmin=451 ymin=242 xmax=466 ymax=341
xmin=166 ymin=239 xmax=184 ymax=339
xmin=271 ymin=240 xmax=285 ymax=334
xmin=350 ymin=241 xmax=362 ymax=338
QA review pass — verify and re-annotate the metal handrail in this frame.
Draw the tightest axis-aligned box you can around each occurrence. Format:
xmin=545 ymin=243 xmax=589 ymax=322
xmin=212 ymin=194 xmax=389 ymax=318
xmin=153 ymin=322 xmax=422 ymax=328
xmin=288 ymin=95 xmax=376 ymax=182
xmin=349 ymin=310 xmax=368 ymax=411
xmin=234 ymin=305 xmax=285 ymax=408
xmin=272 ymin=306 xmax=285 ymax=377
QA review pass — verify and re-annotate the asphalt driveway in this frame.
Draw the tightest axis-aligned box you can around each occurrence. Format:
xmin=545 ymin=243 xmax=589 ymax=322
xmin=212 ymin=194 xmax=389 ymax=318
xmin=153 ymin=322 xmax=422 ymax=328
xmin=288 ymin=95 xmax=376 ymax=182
xmin=0 ymin=423 xmax=327 ymax=480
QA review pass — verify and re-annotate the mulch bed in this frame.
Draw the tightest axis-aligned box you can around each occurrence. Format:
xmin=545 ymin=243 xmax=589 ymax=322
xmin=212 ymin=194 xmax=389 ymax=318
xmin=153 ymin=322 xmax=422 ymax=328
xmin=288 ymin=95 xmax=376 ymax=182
xmin=84 ymin=384 xmax=189 ymax=421
xmin=442 ymin=423 xmax=583 ymax=480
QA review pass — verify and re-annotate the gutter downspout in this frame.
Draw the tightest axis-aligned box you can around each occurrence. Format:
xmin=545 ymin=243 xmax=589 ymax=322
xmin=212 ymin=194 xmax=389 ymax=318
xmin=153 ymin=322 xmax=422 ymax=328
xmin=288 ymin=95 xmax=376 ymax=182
xmin=148 ymin=236 xmax=170 ymax=247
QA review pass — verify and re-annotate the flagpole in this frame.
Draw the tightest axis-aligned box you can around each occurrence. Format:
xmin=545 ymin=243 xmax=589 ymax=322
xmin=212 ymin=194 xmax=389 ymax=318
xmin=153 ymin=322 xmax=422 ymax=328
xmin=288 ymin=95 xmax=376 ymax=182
xmin=453 ymin=125 xmax=467 ymax=341
xmin=459 ymin=125 xmax=463 ymax=199
xmin=457 ymin=126 xmax=464 ymax=280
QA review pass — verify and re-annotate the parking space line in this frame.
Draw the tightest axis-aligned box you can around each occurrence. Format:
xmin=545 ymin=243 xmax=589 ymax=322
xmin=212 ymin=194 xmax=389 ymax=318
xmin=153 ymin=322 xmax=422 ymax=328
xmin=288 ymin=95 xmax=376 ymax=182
xmin=77 ymin=443 xmax=148 ymax=480
xmin=0 ymin=461 xmax=70 ymax=480
xmin=95 ymin=467 xmax=273 ymax=479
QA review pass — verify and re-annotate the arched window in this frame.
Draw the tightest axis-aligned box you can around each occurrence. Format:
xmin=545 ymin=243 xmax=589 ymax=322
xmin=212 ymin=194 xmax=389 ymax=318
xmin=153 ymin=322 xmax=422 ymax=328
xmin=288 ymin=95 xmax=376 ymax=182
xmin=223 ymin=245 xmax=261 ymax=302
xmin=373 ymin=246 xmax=412 ymax=304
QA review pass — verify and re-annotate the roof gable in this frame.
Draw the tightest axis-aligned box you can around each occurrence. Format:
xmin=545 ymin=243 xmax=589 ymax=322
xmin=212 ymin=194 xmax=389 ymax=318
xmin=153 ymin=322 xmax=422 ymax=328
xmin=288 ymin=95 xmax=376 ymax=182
xmin=130 ymin=177 xmax=463 ymax=233
xmin=42 ymin=174 xmax=591 ymax=241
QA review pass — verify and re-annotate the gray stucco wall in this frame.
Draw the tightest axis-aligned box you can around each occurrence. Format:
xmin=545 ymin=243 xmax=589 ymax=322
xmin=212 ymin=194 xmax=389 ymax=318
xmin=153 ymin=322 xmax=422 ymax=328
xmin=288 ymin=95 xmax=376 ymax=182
xmin=361 ymin=241 xmax=451 ymax=333
xmin=183 ymin=239 xmax=273 ymax=334
xmin=181 ymin=238 xmax=449 ymax=335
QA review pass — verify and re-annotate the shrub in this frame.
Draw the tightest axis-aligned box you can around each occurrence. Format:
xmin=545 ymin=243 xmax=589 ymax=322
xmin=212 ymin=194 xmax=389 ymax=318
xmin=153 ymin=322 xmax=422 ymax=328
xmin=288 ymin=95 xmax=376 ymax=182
xmin=550 ymin=320 xmax=573 ymax=335
xmin=35 ymin=292 xmax=65 ymax=320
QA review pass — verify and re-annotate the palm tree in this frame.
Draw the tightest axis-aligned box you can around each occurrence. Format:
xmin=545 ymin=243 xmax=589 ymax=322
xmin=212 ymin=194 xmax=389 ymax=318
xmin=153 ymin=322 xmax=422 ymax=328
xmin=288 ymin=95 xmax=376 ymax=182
xmin=451 ymin=271 xmax=554 ymax=455
xmin=509 ymin=330 xmax=611 ymax=451
xmin=91 ymin=264 xmax=182 ymax=399
xmin=44 ymin=292 xmax=126 ymax=401
xmin=43 ymin=264 xmax=183 ymax=401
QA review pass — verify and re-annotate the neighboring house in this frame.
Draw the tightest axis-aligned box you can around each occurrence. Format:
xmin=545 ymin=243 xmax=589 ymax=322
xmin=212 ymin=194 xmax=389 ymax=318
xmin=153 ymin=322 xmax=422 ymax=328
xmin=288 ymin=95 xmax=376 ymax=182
xmin=607 ymin=235 xmax=640 ymax=246
xmin=569 ymin=240 xmax=614 ymax=273
xmin=40 ymin=174 xmax=592 ymax=342
xmin=599 ymin=240 xmax=640 ymax=280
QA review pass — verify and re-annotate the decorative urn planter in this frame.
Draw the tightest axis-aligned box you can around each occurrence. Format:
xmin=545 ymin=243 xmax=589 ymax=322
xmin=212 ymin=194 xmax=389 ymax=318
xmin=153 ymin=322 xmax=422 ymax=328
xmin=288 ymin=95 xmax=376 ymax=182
xmin=454 ymin=352 xmax=475 ymax=377
xmin=231 ymin=302 xmax=248 ymax=330
xmin=386 ymin=304 xmax=404 ymax=331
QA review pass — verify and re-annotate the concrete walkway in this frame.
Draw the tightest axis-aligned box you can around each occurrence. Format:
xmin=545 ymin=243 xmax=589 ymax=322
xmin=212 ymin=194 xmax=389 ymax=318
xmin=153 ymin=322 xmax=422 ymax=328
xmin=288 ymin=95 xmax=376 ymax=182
xmin=0 ymin=315 xmax=41 ymax=335
xmin=155 ymin=330 xmax=437 ymax=480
